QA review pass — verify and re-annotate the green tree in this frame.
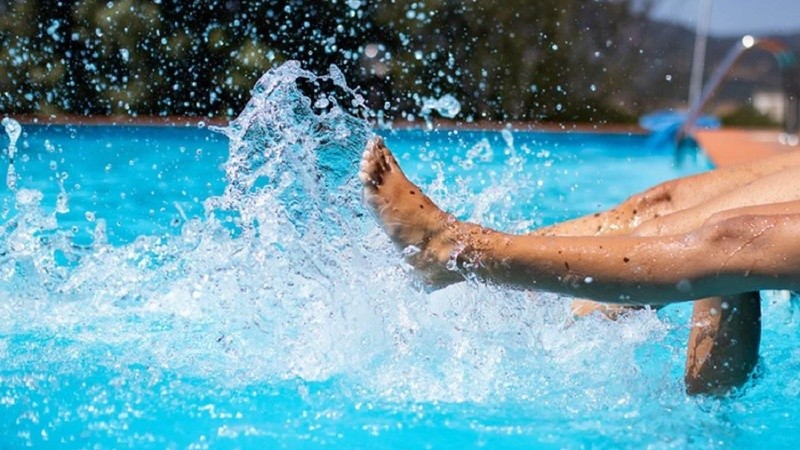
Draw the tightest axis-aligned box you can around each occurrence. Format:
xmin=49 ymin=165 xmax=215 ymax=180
xmin=0 ymin=0 xmax=656 ymax=121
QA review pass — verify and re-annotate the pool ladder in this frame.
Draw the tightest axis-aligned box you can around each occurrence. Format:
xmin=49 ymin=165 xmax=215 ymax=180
xmin=678 ymin=36 xmax=800 ymax=145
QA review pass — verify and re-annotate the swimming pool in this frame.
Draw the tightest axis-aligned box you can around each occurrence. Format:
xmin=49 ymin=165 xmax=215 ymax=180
xmin=2 ymin=65 xmax=800 ymax=449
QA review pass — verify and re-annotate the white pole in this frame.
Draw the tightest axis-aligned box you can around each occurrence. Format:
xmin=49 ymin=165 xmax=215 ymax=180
xmin=689 ymin=0 xmax=714 ymax=107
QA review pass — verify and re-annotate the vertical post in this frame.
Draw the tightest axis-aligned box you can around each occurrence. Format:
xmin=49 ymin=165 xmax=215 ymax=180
xmin=782 ymin=56 xmax=800 ymax=136
xmin=688 ymin=0 xmax=714 ymax=107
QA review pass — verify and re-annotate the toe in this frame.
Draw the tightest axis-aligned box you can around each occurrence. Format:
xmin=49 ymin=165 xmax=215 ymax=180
xmin=359 ymin=168 xmax=381 ymax=187
xmin=358 ymin=170 xmax=370 ymax=185
xmin=377 ymin=152 xmax=391 ymax=172
xmin=365 ymin=136 xmax=383 ymax=158
xmin=360 ymin=136 xmax=397 ymax=187
xmin=359 ymin=152 xmax=372 ymax=172
xmin=373 ymin=137 xmax=399 ymax=169
xmin=359 ymin=160 xmax=381 ymax=186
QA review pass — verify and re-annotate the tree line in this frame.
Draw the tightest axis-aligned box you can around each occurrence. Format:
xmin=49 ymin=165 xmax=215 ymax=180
xmin=0 ymin=0 xmax=657 ymax=123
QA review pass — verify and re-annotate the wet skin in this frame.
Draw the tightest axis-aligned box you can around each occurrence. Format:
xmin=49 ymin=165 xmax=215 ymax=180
xmin=360 ymin=136 xmax=800 ymax=395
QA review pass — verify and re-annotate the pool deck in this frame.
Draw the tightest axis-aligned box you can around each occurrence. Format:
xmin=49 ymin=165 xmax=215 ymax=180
xmin=696 ymin=128 xmax=796 ymax=166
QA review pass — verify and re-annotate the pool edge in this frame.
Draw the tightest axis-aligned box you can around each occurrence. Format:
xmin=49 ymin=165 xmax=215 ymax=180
xmin=695 ymin=128 xmax=794 ymax=167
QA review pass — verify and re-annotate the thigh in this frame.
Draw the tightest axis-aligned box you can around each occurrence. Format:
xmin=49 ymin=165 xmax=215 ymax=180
xmin=685 ymin=293 xmax=761 ymax=395
xmin=664 ymin=150 xmax=800 ymax=210
xmin=535 ymin=152 xmax=800 ymax=238
xmin=634 ymin=166 xmax=800 ymax=237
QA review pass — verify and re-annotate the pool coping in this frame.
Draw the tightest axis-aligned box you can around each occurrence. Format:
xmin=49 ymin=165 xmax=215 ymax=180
xmin=8 ymin=115 xmax=646 ymax=134
xmin=695 ymin=128 xmax=796 ymax=166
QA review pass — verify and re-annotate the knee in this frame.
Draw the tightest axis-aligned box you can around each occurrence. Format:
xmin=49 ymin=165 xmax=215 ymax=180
xmin=684 ymin=293 xmax=761 ymax=396
xmin=695 ymin=214 xmax=779 ymax=249
xmin=703 ymin=209 xmax=741 ymax=227
xmin=631 ymin=216 xmax=665 ymax=237
xmin=628 ymin=181 xmax=676 ymax=212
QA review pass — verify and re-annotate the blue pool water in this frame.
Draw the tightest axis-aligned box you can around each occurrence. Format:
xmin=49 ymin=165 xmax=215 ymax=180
xmin=2 ymin=65 xmax=800 ymax=449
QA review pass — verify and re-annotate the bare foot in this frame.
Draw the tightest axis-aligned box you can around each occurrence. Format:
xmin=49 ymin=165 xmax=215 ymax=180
xmin=359 ymin=137 xmax=463 ymax=287
xmin=570 ymin=298 xmax=652 ymax=320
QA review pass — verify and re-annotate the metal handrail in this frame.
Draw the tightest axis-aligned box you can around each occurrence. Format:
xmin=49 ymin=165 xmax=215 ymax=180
xmin=678 ymin=36 xmax=800 ymax=143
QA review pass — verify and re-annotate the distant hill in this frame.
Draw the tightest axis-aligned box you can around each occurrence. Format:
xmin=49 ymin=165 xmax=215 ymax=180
xmin=634 ymin=19 xmax=800 ymax=117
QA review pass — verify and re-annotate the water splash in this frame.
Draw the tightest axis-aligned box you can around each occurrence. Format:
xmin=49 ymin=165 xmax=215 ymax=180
xmin=2 ymin=62 xmax=387 ymax=385
xmin=420 ymin=94 xmax=461 ymax=119
xmin=2 ymin=117 xmax=20 ymax=191
xmin=0 ymin=62 xmax=678 ymax=409
xmin=2 ymin=117 xmax=21 ymax=154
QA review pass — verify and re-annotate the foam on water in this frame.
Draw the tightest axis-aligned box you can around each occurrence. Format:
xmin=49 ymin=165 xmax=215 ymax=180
xmin=0 ymin=62 xmax=747 ymax=446
xmin=420 ymin=94 xmax=461 ymax=119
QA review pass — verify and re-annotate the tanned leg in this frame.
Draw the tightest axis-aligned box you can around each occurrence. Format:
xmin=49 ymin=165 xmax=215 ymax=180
xmin=360 ymin=137 xmax=800 ymax=302
xmin=626 ymin=170 xmax=799 ymax=390
xmin=359 ymin=137 xmax=463 ymax=287
xmin=632 ymin=166 xmax=800 ymax=237
xmin=532 ymin=150 xmax=800 ymax=318
xmin=560 ymin=174 xmax=781 ymax=395
xmin=685 ymin=293 xmax=761 ymax=395
xmin=680 ymin=203 xmax=800 ymax=395
xmin=557 ymin=164 xmax=800 ymax=391
xmin=360 ymin=137 xmax=794 ymax=396
xmin=535 ymin=149 xmax=800 ymax=237
xmin=574 ymin=169 xmax=800 ymax=318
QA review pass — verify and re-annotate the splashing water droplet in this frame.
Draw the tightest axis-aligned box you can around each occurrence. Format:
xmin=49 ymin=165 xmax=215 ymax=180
xmin=55 ymin=192 xmax=69 ymax=214
xmin=446 ymin=258 xmax=459 ymax=271
xmin=327 ymin=64 xmax=348 ymax=90
xmin=93 ymin=219 xmax=107 ymax=245
xmin=55 ymin=172 xmax=69 ymax=214
xmin=6 ymin=163 xmax=17 ymax=191
xmin=420 ymin=94 xmax=461 ymax=119
xmin=2 ymin=117 xmax=21 ymax=159
xmin=501 ymin=129 xmax=514 ymax=149
xmin=15 ymin=188 xmax=42 ymax=206
xmin=314 ymin=97 xmax=330 ymax=109
xmin=3 ymin=118 xmax=21 ymax=191
xmin=402 ymin=245 xmax=421 ymax=257
xmin=2 ymin=118 xmax=21 ymax=142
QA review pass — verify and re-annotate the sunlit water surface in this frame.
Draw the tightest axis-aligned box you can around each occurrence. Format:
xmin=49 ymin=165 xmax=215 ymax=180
xmin=2 ymin=64 xmax=800 ymax=449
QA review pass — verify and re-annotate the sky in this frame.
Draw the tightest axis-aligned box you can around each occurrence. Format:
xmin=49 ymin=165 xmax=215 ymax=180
xmin=649 ymin=0 xmax=800 ymax=36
